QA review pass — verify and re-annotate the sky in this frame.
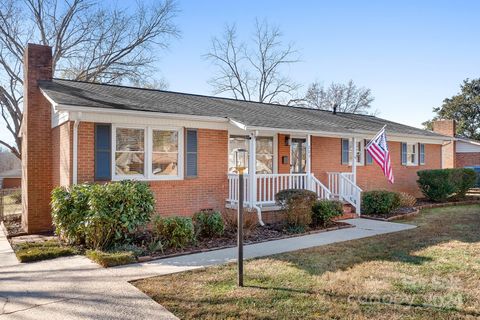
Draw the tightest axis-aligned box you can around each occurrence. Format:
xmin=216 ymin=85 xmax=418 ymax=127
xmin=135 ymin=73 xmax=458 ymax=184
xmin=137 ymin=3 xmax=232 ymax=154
xmin=1 ymin=0 xmax=479 ymax=148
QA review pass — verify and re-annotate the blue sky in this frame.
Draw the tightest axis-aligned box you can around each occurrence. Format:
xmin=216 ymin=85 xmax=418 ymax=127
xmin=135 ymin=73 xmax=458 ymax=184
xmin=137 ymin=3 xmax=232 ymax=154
xmin=157 ymin=0 xmax=479 ymax=126
xmin=1 ymin=0 xmax=479 ymax=147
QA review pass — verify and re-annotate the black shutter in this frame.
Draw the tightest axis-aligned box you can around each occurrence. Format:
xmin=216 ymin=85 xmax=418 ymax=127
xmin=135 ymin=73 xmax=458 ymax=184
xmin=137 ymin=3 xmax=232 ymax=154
xmin=186 ymin=129 xmax=198 ymax=177
xmin=94 ymin=124 xmax=111 ymax=180
xmin=341 ymin=139 xmax=349 ymax=164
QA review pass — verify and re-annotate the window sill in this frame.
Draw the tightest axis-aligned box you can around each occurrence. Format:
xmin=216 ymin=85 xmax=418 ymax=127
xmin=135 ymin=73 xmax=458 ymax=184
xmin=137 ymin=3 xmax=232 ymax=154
xmin=112 ymin=176 xmax=184 ymax=182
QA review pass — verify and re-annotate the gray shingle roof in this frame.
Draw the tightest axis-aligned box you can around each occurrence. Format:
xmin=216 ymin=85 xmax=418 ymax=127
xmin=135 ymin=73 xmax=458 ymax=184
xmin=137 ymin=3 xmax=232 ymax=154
xmin=39 ymin=79 xmax=447 ymax=139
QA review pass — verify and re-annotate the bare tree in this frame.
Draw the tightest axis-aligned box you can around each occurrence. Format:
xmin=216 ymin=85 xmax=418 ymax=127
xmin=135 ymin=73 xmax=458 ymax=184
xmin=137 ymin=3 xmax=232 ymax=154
xmin=299 ymin=80 xmax=376 ymax=115
xmin=0 ymin=0 xmax=179 ymax=159
xmin=205 ymin=19 xmax=300 ymax=104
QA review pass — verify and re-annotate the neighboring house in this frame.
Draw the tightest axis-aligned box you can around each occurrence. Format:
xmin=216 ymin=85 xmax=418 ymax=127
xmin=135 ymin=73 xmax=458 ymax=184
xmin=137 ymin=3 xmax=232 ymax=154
xmin=0 ymin=169 xmax=21 ymax=189
xmin=432 ymin=119 xmax=480 ymax=168
xmin=21 ymin=44 xmax=452 ymax=233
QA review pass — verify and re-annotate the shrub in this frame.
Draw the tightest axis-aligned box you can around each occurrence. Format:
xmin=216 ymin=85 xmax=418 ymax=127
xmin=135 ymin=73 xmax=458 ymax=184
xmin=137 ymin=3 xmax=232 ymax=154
xmin=15 ymin=240 xmax=77 ymax=263
xmin=417 ymin=168 xmax=477 ymax=202
xmin=456 ymin=168 xmax=477 ymax=198
xmin=398 ymin=192 xmax=417 ymax=207
xmin=362 ymin=190 xmax=401 ymax=215
xmin=311 ymin=200 xmax=344 ymax=227
xmin=153 ymin=216 xmax=195 ymax=249
xmin=51 ymin=181 xmax=155 ymax=250
xmin=86 ymin=181 xmax=155 ymax=250
xmin=86 ymin=250 xmax=136 ymax=267
xmin=193 ymin=210 xmax=225 ymax=238
xmin=275 ymin=189 xmax=317 ymax=228
xmin=51 ymin=184 xmax=91 ymax=245
xmin=221 ymin=209 xmax=258 ymax=236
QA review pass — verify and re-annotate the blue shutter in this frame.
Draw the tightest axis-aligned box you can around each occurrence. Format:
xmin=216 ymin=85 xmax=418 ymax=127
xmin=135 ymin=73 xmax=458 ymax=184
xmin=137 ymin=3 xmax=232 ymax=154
xmin=94 ymin=124 xmax=111 ymax=180
xmin=341 ymin=139 xmax=349 ymax=164
xmin=401 ymin=142 xmax=407 ymax=165
xmin=186 ymin=129 xmax=198 ymax=177
xmin=419 ymin=143 xmax=425 ymax=165
xmin=365 ymin=139 xmax=373 ymax=165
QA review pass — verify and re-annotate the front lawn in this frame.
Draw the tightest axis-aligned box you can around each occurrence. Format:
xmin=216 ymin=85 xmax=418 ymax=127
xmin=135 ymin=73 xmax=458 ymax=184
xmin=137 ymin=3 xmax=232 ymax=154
xmin=133 ymin=205 xmax=480 ymax=319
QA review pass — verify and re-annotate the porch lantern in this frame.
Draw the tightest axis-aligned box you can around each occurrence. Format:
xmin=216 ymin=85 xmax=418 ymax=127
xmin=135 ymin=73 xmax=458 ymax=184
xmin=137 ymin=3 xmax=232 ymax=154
xmin=233 ymin=148 xmax=247 ymax=287
xmin=234 ymin=148 xmax=247 ymax=174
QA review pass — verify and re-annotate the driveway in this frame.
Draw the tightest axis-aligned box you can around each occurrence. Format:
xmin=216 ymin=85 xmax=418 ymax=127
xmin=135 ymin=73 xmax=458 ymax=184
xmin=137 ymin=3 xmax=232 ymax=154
xmin=0 ymin=218 xmax=415 ymax=319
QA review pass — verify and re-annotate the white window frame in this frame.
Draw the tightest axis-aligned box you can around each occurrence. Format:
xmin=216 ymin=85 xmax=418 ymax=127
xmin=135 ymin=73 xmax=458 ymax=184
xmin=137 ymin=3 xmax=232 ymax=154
xmin=112 ymin=124 xmax=184 ymax=181
xmin=406 ymin=142 xmax=418 ymax=166
xmin=227 ymin=134 xmax=277 ymax=174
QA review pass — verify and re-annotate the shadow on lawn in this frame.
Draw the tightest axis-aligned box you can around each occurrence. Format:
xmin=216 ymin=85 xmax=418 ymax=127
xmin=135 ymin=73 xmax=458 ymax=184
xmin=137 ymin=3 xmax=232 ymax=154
xmin=269 ymin=205 xmax=480 ymax=277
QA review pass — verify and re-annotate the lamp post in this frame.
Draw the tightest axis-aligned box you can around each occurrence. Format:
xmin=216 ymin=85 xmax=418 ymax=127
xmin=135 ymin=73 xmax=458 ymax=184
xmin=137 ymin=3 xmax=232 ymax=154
xmin=234 ymin=148 xmax=247 ymax=287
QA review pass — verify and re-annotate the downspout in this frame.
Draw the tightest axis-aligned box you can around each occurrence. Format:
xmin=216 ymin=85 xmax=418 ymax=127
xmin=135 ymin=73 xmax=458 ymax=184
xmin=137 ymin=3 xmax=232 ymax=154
xmin=72 ymin=113 xmax=81 ymax=185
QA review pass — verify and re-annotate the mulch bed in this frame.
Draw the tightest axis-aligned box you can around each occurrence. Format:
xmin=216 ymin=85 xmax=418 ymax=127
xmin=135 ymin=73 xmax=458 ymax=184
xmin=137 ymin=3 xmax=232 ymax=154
xmin=136 ymin=221 xmax=353 ymax=262
xmin=362 ymin=196 xmax=480 ymax=221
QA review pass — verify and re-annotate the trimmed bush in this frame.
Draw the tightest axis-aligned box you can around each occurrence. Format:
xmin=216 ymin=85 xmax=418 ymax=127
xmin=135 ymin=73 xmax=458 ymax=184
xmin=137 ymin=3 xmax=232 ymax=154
xmin=417 ymin=168 xmax=476 ymax=202
xmin=398 ymin=192 xmax=417 ymax=207
xmin=153 ymin=216 xmax=195 ymax=249
xmin=51 ymin=181 xmax=155 ymax=250
xmin=86 ymin=250 xmax=136 ymax=267
xmin=275 ymin=189 xmax=318 ymax=229
xmin=193 ymin=210 xmax=224 ymax=238
xmin=311 ymin=200 xmax=344 ymax=227
xmin=362 ymin=190 xmax=401 ymax=215
xmin=15 ymin=240 xmax=77 ymax=263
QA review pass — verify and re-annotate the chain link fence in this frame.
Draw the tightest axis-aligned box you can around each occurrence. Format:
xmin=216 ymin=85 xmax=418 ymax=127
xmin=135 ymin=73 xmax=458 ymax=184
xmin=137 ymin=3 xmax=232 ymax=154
xmin=0 ymin=188 xmax=22 ymax=222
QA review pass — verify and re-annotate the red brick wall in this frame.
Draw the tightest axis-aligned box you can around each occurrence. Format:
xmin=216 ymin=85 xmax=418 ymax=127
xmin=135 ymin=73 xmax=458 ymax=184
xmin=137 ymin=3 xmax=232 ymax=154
xmin=277 ymin=134 xmax=290 ymax=174
xmin=22 ymin=44 xmax=53 ymax=233
xmin=2 ymin=178 xmax=21 ymax=189
xmin=75 ymin=125 xmax=228 ymax=216
xmin=77 ymin=122 xmax=95 ymax=183
xmin=456 ymin=153 xmax=480 ymax=167
xmin=52 ymin=121 xmax=73 ymax=186
xmin=432 ymin=120 xmax=456 ymax=168
xmin=311 ymin=137 xmax=442 ymax=197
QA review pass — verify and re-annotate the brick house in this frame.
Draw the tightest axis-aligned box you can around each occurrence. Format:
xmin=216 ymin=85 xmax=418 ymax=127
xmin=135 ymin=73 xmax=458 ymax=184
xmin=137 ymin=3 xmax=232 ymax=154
xmin=21 ymin=44 xmax=452 ymax=233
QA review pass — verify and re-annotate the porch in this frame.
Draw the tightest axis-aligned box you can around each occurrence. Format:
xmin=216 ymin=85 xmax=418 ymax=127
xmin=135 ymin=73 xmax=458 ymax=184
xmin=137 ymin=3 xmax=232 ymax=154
xmin=226 ymin=171 xmax=362 ymax=220
xmin=225 ymin=132 xmax=364 ymax=221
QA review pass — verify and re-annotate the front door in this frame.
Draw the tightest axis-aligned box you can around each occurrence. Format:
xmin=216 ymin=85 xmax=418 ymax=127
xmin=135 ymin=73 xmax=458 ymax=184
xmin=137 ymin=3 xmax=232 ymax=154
xmin=291 ymin=138 xmax=306 ymax=173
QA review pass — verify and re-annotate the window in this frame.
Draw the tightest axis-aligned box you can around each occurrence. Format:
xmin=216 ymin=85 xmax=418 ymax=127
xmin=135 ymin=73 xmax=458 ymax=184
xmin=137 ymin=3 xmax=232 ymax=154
xmin=115 ymin=127 xmax=145 ymax=176
xmin=152 ymin=130 xmax=178 ymax=176
xmin=113 ymin=125 xmax=183 ymax=180
xmin=365 ymin=139 xmax=373 ymax=165
xmin=401 ymin=142 xmax=418 ymax=166
xmin=341 ymin=138 xmax=364 ymax=165
xmin=419 ymin=143 xmax=425 ymax=165
xmin=94 ymin=124 xmax=111 ymax=180
xmin=228 ymin=135 xmax=274 ymax=173
xmin=256 ymin=137 xmax=274 ymax=174
xmin=185 ymin=129 xmax=198 ymax=177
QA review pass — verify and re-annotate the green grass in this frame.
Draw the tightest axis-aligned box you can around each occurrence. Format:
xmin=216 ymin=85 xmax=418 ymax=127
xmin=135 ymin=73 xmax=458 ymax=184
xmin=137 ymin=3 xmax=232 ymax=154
xmin=86 ymin=250 xmax=137 ymax=267
xmin=15 ymin=240 xmax=77 ymax=262
xmin=133 ymin=205 xmax=480 ymax=319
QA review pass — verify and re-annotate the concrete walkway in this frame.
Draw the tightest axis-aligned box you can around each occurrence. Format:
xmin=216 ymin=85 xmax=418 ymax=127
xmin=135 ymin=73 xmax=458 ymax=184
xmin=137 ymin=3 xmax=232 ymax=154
xmin=111 ymin=218 xmax=416 ymax=281
xmin=0 ymin=218 xmax=415 ymax=319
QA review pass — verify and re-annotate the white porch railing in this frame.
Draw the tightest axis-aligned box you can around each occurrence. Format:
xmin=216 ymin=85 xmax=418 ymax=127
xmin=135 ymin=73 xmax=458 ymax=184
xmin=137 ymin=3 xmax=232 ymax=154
xmin=327 ymin=172 xmax=362 ymax=214
xmin=227 ymin=173 xmax=331 ymax=207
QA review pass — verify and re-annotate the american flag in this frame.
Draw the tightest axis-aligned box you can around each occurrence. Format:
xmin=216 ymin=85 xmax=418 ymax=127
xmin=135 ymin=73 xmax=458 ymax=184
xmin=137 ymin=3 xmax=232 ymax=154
xmin=366 ymin=126 xmax=394 ymax=184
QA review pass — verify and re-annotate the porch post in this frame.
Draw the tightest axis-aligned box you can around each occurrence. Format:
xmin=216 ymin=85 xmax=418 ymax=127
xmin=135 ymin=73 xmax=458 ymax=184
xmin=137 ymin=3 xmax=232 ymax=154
xmin=306 ymin=134 xmax=312 ymax=190
xmin=352 ymin=137 xmax=357 ymax=184
xmin=248 ymin=132 xmax=257 ymax=207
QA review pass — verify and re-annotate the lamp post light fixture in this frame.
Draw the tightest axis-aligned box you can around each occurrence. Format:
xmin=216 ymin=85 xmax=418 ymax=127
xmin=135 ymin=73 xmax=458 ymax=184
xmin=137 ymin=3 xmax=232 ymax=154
xmin=234 ymin=148 xmax=247 ymax=287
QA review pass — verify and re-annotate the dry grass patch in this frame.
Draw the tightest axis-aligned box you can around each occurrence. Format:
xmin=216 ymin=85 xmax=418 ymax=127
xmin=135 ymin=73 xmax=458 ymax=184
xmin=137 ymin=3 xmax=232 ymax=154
xmin=134 ymin=205 xmax=480 ymax=319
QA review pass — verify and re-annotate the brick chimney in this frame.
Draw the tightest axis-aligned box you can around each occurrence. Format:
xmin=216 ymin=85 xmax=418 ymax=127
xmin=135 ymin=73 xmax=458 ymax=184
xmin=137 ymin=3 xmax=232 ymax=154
xmin=22 ymin=44 xmax=54 ymax=233
xmin=432 ymin=119 xmax=456 ymax=168
xmin=432 ymin=119 xmax=456 ymax=137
